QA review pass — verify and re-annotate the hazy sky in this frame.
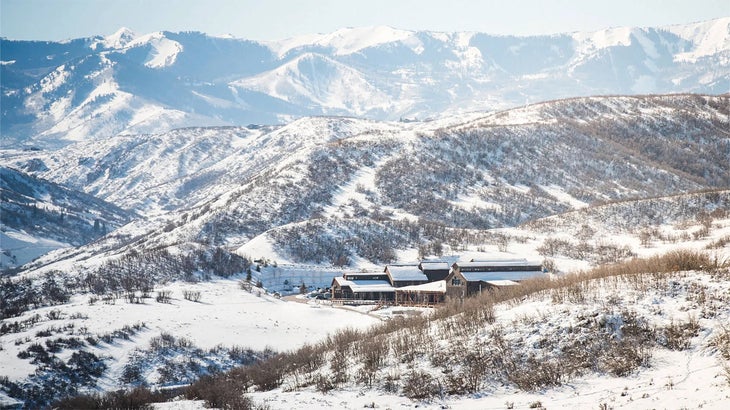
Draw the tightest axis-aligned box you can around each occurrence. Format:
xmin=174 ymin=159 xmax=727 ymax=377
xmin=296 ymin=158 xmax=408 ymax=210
xmin=1 ymin=0 xmax=728 ymax=41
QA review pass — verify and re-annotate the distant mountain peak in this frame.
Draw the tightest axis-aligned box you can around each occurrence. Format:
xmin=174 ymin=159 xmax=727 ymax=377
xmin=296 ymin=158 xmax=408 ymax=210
xmin=665 ymin=16 xmax=730 ymax=62
xmin=268 ymin=25 xmax=417 ymax=57
xmin=103 ymin=26 xmax=138 ymax=48
xmin=1 ymin=19 xmax=728 ymax=146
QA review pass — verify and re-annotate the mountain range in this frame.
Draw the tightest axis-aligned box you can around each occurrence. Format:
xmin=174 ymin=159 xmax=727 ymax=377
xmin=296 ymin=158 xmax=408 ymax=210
xmin=1 ymin=20 xmax=730 ymax=408
xmin=3 ymin=93 xmax=728 ymax=274
xmin=1 ymin=18 xmax=729 ymax=147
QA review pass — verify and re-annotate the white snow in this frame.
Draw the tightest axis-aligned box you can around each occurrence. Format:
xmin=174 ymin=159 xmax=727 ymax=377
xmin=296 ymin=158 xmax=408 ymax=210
xmin=0 ymin=278 xmax=380 ymax=383
xmin=451 ymin=192 xmax=503 ymax=211
xmin=667 ymin=17 xmax=730 ymax=62
xmin=100 ymin=27 xmax=138 ymax=49
xmin=321 ymin=163 xmax=380 ymax=219
xmin=540 ymin=185 xmax=589 ymax=209
xmin=230 ymin=53 xmax=394 ymax=115
xmin=126 ymin=32 xmax=183 ymax=68
xmin=631 ymin=28 xmax=661 ymax=59
xmin=397 ymin=280 xmax=446 ymax=293
xmin=237 ymin=234 xmax=288 ymax=264
xmin=268 ymin=26 xmax=416 ymax=57
xmin=573 ymin=26 xmax=633 ymax=51
xmin=0 ymin=228 xmax=69 ymax=268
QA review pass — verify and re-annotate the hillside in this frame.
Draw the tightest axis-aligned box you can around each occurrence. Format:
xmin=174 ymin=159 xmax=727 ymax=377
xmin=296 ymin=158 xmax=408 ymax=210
xmin=29 ymin=251 xmax=730 ymax=410
xmin=3 ymin=94 xmax=727 ymax=276
xmin=2 ymin=197 xmax=728 ymax=408
xmin=1 ymin=18 xmax=729 ymax=146
xmin=0 ymin=166 xmax=135 ymax=270
xmin=1 ymin=92 xmax=729 ymax=408
xmin=243 ymin=255 xmax=730 ymax=410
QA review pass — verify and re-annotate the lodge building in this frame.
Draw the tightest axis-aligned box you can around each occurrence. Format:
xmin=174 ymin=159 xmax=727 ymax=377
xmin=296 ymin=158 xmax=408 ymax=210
xmin=330 ymin=258 xmax=545 ymax=305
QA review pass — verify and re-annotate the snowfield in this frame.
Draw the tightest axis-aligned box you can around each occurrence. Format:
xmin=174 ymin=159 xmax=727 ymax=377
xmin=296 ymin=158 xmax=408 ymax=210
xmin=248 ymin=267 xmax=730 ymax=410
xmin=0 ymin=91 xmax=728 ymax=407
xmin=0 ymin=278 xmax=379 ymax=402
xmin=3 ymin=19 xmax=729 ymax=146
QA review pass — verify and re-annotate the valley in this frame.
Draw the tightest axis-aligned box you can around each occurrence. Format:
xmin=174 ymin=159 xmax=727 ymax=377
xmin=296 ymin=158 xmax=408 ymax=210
xmin=0 ymin=18 xmax=729 ymax=410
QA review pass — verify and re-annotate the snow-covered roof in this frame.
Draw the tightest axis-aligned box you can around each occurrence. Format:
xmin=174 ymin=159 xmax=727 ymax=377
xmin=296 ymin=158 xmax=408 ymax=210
xmin=344 ymin=271 xmax=388 ymax=279
xmin=334 ymin=277 xmax=395 ymax=293
xmin=419 ymin=262 xmax=450 ymax=271
xmin=461 ymin=271 xmax=545 ymax=282
xmin=396 ymin=280 xmax=446 ymax=293
xmin=386 ymin=265 xmax=428 ymax=282
xmin=459 ymin=259 xmax=540 ymax=268
xmin=483 ymin=280 xmax=519 ymax=287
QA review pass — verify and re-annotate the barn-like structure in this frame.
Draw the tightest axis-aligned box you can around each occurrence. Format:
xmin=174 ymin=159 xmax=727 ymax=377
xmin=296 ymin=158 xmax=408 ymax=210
xmin=331 ymin=258 xmax=544 ymax=305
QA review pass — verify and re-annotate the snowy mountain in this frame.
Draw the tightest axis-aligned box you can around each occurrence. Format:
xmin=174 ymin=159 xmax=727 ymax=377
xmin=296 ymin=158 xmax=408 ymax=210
xmin=5 ymin=94 xmax=727 ymax=275
xmin=2 ymin=18 xmax=729 ymax=147
xmin=0 ymin=166 xmax=134 ymax=270
xmin=1 ymin=90 xmax=729 ymax=407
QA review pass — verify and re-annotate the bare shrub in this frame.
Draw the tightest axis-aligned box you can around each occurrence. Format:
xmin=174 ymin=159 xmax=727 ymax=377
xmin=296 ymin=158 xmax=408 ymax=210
xmin=586 ymin=250 xmax=720 ymax=282
xmin=708 ymin=325 xmax=730 ymax=360
xmin=149 ymin=333 xmax=177 ymax=351
xmin=551 ymin=281 xmax=586 ymax=304
xmin=528 ymin=400 xmax=544 ymax=409
xmin=402 ymin=370 xmax=441 ymax=400
xmin=126 ymin=291 xmax=142 ymax=304
xmin=314 ymin=374 xmax=335 ymax=393
xmin=601 ymin=339 xmax=651 ymax=376
xmin=249 ymin=355 xmax=285 ymax=391
xmin=706 ymin=235 xmax=730 ymax=249
xmin=457 ymin=341 xmax=492 ymax=393
xmin=45 ymin=309 xmax=63 ymax=320
xmin=357 ymin=336 xmax=389 ymax=387
xmin=391 ymin=331 xmax=419 ymax=364
xmin=542 ymin=257 xmax=556 ymax=272
xmin=53 ymin=387 xmax=170 ymax=410
xmin=507 ymin=355 xmax=564 ymax=391
xmin=658 ymin=317 xmax=700 ymax=350
xmin=155 ymin=290 xmax=171 ymax=303
xmin=329 ymin=348 xmax=349 ymax=385
xmin=323 ymin=327 xmax=362 ymax=350
xmin=240 ymin=280 xmax=253 ymax=292
xmin=444 ymin=372 xmax=469 ymax=395
xmin=284 ymin=343 xmax=325 ymax=387
xmin=429 ymin=347 xmax=456 ymax=372
xmin=186 ymin=373 xmax=255 ymax=410
xmin=182 ymin=290 xmax=201 ymax=302
xmin=381 ymin=370 xmax=400 ymax=393
xmin=537 ymin=238 xmax=570 ymax=257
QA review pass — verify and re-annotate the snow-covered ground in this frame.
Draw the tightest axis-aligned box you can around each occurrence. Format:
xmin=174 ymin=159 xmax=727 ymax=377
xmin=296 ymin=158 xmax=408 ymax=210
xmin=0 ymin=228 xmax=68 ymax=269
xmin=138 ymin=264 xmax=730 ymax=410
xmin=0 ymin=278 xmax=379 ymax=397
xmin=2 ymin=213 xmax=729 ymax=408
xmin=246 ymin=267 xmax=730 ymax=409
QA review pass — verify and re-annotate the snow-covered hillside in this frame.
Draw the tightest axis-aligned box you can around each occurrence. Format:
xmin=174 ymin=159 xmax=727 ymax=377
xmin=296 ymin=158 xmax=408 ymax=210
xmin=0 ymin=166 xmax=134 ymax=269
xmin=2 ymin=18 xmax=728 ymax=146
xmin=0 ymin=91 xmax=728 ymax=407
xmin=2 ymin=202 xmax=728 ymax=408
xmin=3 ymin=94 xmax=727 ymax=276
xmin=242 ymin=262 xmax=730 ymax=410
xmin=0 ymin=277 xmax=380 ymax=408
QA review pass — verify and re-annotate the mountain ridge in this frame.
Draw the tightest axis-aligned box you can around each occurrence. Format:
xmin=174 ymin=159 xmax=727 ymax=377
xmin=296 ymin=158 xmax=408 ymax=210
xmin=2 ymin=18 xmax=728 ymax=147
xmin=4 ymin=94 xmax=727 ymax=274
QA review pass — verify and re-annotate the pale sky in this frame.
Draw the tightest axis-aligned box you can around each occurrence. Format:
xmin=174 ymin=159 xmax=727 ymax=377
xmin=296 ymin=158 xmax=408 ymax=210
xmin=1 ymin=0 xmax=728 ymax=41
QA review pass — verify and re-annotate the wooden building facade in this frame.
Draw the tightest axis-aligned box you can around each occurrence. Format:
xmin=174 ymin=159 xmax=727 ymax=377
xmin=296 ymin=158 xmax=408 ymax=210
xmin=331 ymin=259 xmax=542 ymax=305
